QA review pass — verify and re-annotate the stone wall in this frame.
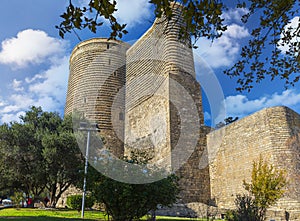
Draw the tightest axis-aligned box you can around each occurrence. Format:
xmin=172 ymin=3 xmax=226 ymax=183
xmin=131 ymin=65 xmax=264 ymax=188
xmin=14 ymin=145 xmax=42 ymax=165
xmin=124 ymin=12 xmax=171 ymax=166
xmin=125 ymin=3 xmax=210 ymax=203
xmin=65 ymin=38 xmax=130 ymax=157
xmin=207 ymin=106 xmax=300 ymax=214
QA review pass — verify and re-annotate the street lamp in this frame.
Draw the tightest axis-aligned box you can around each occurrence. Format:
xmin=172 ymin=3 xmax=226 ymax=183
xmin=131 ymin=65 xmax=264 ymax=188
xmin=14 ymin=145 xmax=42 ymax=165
xmin=78 ymin=122 xmax=100 ymax=218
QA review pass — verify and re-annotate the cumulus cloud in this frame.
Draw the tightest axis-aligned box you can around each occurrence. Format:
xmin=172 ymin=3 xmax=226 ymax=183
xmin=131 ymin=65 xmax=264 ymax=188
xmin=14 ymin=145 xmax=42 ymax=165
xmin=1 ymin=111 xmax=25 ymax=124
xmin=222 ymin=8 xmax=249 ymax=24
xmin=0 ymin=28 xmax=70 ymax=123
xmin=0 ymin=29 xmax=67 ymax=68
xmin=114 ymin=0 xmax=152 ymax=27
xmin=78 ymin=0 xmax=152 ymax=28
xmin=194 ymin=24 xmax=249 ymax=68
xmin=25 ymin=74 xmax=45 ymax=84
xmin=217 ymin=89 xmax=300 ymax=123
xmin=28 ymin=56 xmax=69 ymax=102
xmin=11 ymin=79 xmax=24 ymax=92
xmin=278 ymin=16 xmax=299 ymax=53
xmin=0 ymin=98 xmax=6 ymax=107
xmin=0 ymin=56 xmax=69 ymax=124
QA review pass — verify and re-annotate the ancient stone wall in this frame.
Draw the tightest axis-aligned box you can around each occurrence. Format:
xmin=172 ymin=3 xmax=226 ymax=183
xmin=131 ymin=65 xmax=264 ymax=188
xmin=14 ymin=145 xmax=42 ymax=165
xmin=125 ymin=3 xmax=210 ymax=203
xmin=65 ymin=38 xmax=130 ymax=157
xmin=207 ymin=106 xmax=300 ymax=213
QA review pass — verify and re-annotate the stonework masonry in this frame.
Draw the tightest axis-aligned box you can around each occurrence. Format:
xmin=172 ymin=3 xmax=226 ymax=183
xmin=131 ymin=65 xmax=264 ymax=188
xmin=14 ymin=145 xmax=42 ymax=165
xmin=124 ymin=3 xmax=209 ymax=203
xmin=207 ymin=106 xmax=300 ymax=219
xmin=65 ymin=38 xmax=130 ymax=157
xmin=65 ymin=6 xmax=300 ymax=220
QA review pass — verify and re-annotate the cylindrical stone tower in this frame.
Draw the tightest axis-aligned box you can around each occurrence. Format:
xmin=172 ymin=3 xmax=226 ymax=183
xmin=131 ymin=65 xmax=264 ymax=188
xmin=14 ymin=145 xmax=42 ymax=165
xmin=65 ymin=38 xmax=130 ymax=157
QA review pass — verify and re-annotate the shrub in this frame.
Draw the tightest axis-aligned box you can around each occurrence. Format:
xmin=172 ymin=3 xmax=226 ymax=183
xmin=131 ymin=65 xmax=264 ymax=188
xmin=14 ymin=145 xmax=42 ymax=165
xmin=228 ymin=156 xmax=287 ymax=221
xmin=66 ymin=194 xmax=94 ymax=210
xmin=226 ymin=194 xmax=259 ymax=221
xmin=11 ymin=191 xmax=25 ymax=208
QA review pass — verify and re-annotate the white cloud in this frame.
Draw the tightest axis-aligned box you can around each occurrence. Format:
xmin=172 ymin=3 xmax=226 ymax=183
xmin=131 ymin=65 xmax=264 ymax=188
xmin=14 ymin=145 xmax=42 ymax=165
xmin=0 ymin=98 xmax=5 ymax=107
xmin=25 ymin=74 xmax=45 ymax=83
xmin=1 ymin=95 xmax=35 ymax=114
xmin=0 ymin=29 xmax=68 ymax=68
xmin=225 ymin=24 xmax=250 ymax=39
xmin=0 ymin=29 xmax=70 ymax=124
xmin=222 ymin=8 xmax=249 ymax=24
xmin=114 ymin=0 xmax=152 ymax=28
xmin=0 ymin=56 xmax=69 ymax=123
xmin=278 ymin=16 xmax=299 ymax=53
xmin=194 ymin=24 xmax=249 ymax=68
xmin=77 ymin=0 xmax=152 ymax=28
xmin=29 ymin=56 xmax=69 ymax=102
xmin=219 ymin=89 xmax=300 ymax=122
xmin=0 ymin=111 xmax=25 ymax=124
xmin=11 ymin=79 xmax=24 ymax=92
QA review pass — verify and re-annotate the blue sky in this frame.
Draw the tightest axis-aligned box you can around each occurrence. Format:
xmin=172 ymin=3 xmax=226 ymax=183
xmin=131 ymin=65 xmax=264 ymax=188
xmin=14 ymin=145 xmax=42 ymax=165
xmin=0 ymin=0 xmax=299 ymax=126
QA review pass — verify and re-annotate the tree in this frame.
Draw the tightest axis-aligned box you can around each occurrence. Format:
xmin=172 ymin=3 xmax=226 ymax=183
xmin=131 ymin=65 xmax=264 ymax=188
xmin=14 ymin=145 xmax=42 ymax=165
xmin=216 ymin=116 xmax=239 ymax=128
xmin=41 ymin=114 xmax=83 ymax=207
xmin=230 ymin=156 xmax=287 ymax=221
xmin=57 ymin=0 xmax=299 ymax=91
xmin=0 ymin=107 xmax=84 ymax=207
xmin=89 ymin=156 xmax=180 ymax=221
xmin=66 ymin=194 xmax=95 ymax=210
xmin=226 ymin=194 xmax=259 ymax=221
xmin=0 ymin=110 xmax=47 ymax=198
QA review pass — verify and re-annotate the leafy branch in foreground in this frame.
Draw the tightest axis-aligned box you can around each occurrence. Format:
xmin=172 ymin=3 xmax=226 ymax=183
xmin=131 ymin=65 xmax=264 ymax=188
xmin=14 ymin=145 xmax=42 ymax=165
xmin=224 ymin=0 xmax=300 ymax=92
xmin=57 ymin=0 xmax=226 ymax=44
xmin=56 ymin=0 xmax=127 ymax=40
xmin=57 ymin=0 xmax=299 ymax=91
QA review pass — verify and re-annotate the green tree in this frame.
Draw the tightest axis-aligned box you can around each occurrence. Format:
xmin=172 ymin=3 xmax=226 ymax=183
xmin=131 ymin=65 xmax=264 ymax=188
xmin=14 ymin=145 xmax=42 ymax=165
xmin=216 ymin=116 xmax=239 ymax=128
xmin=93 ymin=174 xmax=179 ymax=221
xmin=57 ymin=0 xmax=299 ymax=91
xmin=89 ymin=156 xmax=180 ymax=221
xmin=41 ymin=114 xmax=83 ymax=207
xmin=243 ymin=157 xmax=287 ymax=220
xmin=66 ymin=194 xmax=95 ymax=210
xmin=226 ymin=194 xmax=259 ymax=221
xmin=231 ymin=156 xmax=287 ymax=221
xmin=0 ymin=110 xmax=47 ymax=198
xmin=0 ymin=107 xmax=84 ymax=207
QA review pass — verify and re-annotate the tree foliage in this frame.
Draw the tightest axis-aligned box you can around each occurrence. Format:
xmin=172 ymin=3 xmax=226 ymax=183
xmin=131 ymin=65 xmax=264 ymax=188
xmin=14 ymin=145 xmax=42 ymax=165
xmin=227 ymin=156 xmax=287 ymax=221
xmin=243 ymin=157 xmax=287 ymax=220
xmin=56 ymin=0 xmax=225 ymax=42
xmin=0 ymin=106 xmax=83 ymax=207
xmin=57 ymin=0 xmax=299 ymax=91
xmin=66 ymin=194 xmax=95 ymax=210
xmin=226 ymin=194 xmax=259 ymax=221
xmin=89 ymin=156 xmax=180 ymax=221
xmin=216 ymin=116 xmax=239 ymax=128
xmin=224 ymin=0 xmax=300 ymax=91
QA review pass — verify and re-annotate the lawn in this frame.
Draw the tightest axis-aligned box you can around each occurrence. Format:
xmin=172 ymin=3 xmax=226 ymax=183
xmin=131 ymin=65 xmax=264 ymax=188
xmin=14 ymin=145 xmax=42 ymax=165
xmin=0 ymin=208 xmax=215 ymax=220
xmin=0 ymin=208 xmax=104 ymax=221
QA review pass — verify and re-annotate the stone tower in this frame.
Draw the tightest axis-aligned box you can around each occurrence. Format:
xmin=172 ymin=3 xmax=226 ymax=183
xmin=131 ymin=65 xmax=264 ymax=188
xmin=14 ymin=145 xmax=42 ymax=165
xmin=124 ymin=3 xmax=210 ymax=203
xmin=65 ymin=38 xmax=130 ymax=157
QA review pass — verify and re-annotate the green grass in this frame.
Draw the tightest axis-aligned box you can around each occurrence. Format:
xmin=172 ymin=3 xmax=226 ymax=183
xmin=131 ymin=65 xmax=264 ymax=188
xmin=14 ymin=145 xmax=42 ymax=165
xmin=0 ymin=208 xmax=219 ymax=221
xmin=0 ymin=208 xmax=104 ymax=220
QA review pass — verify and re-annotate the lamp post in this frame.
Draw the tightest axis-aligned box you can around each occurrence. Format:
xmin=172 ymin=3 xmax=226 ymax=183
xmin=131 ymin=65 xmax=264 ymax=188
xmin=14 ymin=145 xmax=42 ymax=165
xmin=78 ymin=122 xmax=99 ymax=218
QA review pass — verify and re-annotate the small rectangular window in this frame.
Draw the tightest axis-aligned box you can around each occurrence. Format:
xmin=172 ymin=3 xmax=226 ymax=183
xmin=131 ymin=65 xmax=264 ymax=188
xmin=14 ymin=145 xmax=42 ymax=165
xmin=107 ymin=44 xmax=110 ymax=49
xmin=119 ymin=112 xmax=124 ymax=121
